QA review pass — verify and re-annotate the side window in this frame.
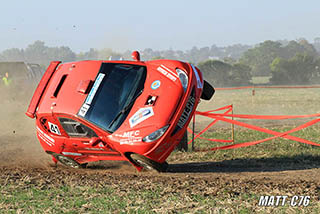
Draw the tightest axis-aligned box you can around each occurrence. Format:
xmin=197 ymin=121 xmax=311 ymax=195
xmin=58 ymin=117 xmax=97 ymax=138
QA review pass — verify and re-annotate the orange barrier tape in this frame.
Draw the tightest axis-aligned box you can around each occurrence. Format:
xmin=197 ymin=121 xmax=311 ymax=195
xmin=187 ymin=105 xmax=233 ymax=145
xmin=197 ymin=112 xmax=320 ymax=120
xmin=188 ymin=104 xmax=320 ymax=152
xmin=196 ymin=118 xmax=320 ymax=152
xmin=215 ymin=85 xmax=320 ymax=90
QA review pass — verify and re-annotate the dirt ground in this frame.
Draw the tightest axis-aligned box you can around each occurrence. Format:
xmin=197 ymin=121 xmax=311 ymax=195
xmin=1 ymin=86 xmax=320 ymax=212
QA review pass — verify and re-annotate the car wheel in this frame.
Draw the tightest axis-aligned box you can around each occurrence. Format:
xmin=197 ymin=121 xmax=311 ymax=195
xmin=201 ymin=80 xmax=215 ymax=100
xmin=130 ymin=153 xmax=168 ymax=172
xmin=176 ymin=131 xmax=188 ymax=152
xmin=52 ymin=153 xmax=82 ymax=169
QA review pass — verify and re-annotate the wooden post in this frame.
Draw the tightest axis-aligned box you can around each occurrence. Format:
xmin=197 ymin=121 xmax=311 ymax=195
xmin=231 ymin=104 xmax=235 ymax=143
xmin=251 ymin=86 xmax=255 ymax=106
xmin=192 ymin=114 xmax=195 ymax=151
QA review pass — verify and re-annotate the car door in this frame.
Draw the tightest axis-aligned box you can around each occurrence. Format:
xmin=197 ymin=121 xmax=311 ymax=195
xmin=56 ymin=115 xmax=101 ymax=150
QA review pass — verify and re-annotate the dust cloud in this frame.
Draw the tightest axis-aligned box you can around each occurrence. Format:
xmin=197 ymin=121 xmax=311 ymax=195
xmin=0 ymin=83 xmax=50 ymax=167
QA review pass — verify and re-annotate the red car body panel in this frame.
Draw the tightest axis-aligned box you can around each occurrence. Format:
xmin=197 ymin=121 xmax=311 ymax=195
xmin=26 ymin=61 xmax=61 ymax=118
xmin=26 ymin=55 xmax=204 ymax=171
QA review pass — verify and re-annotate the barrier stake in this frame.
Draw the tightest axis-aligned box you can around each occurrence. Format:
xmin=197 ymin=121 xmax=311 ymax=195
xmin=231 ymin=104 xmax=235 ymax=143
xmin=192 ymin=114 xmax=195 ymax=151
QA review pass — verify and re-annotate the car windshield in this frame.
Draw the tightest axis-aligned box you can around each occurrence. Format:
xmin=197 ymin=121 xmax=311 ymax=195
xmin=78 ymin=63 xmax=147 ymax=133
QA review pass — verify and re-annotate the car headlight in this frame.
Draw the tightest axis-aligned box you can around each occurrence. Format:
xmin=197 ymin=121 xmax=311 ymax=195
xmin=142 ymin=125 xmax=170 ymax=142
xmin=176 ymin=68 xmax=188 ymax=92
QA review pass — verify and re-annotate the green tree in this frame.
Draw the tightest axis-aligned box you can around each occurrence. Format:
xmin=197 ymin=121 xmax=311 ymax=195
xmin=197 ymin=60 xmax=251 ymax=87
xmin=198 ymin=60 xmax=231 ymax=87
xmin=151 ymin=56 xmax=164 ymax=60
xmin=24 ymin=40 xmax=48 ymax=64
xmin=284 ymin=40 xmax=318 ymax=59
xmin=97 ymin=48 xmax=121 ymax=60
xmin=0 ymin=48 xmax=25 ymax=61
xmin=240 ymin=40 xmax=282 ymax=76
xmin=230 ymin=63 xmax=252 ymax=86
xmin=270 ymin=53 xmax=318 ymax=85
xmin=77 ymin=48 xmax=99 ymax=60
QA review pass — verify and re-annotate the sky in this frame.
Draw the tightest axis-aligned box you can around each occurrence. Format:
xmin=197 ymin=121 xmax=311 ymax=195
xmin=1 ymin=0 xmax=320 ymax=53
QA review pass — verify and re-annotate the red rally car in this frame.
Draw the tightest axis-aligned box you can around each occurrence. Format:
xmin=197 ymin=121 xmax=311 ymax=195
xmin=26 ymin=51 xmax=214 ymax=172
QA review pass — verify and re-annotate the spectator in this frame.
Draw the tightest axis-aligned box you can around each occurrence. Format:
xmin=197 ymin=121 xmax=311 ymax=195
xmin=2 ymin=72 xmax=12 ymax=87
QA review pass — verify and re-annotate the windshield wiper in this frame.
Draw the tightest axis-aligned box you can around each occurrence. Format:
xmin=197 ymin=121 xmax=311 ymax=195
xmin=108 ymin=89 xmax=143 ymax=130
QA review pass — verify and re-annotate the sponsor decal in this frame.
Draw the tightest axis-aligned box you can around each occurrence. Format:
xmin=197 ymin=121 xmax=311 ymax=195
xmin=258 ymin=195 xmax=310 ymax=207
xmin=157 ymin=65 xmax=178 ymax=82
xmin=78 ymin=103 xmax=90 ymax=117
xmin=85 ymin=73 xmax=105 ymax=105
xmin=114 ymin=130 xmax=142 ymax=145
xmin=119 ymin=138 xmax=141 ymax=145
xmin=115 ymin=130 xmax=140 ymax=138
xmin=129 ymin=107 xmax=154 ymax=127
xmin=83 ymin=148 xmax=104 ymax=151
xmin=177 ymin=95 xmax=195 ymax=129
xmin=191 ymin=64 xmax=203 ymax=88
xmin=146 ymin=95 xmax=157 ymax=105
xmin=62 ymin=152 xmax=82 ymax=156
xmin=37 ymin=126 xmax=55 ymax=147
xmin=151 ymin=80 xmax=161 ymax=90
xmin=48 ymin=122 xmax=61 ymax=135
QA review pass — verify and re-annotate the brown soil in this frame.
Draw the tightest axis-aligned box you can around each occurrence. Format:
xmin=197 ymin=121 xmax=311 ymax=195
xmin=1 ymin=128 xmax=320 ymax=199
xmin=1 ymin=162 xmax=320 ymax=199
xmin=1 ymin=87 xmax=320 ymax=199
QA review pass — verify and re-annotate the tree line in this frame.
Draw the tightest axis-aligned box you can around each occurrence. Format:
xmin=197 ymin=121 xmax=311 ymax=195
xmin=1 ymin=38 xmax=320 ymax=86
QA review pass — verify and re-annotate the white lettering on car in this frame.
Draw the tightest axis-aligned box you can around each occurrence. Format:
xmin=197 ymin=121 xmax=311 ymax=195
xmin=114 ymin=130 xmax=142 ymax=145
xmin=157 ymin=65 xmax=178 ymax=82
xmin=85 ymin=73 xmax=105 ymax=105
xmin=78 ymin=103 xmax=90 ymax=117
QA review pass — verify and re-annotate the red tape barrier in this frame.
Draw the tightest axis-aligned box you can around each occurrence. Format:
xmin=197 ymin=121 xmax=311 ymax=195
xmin=215 ymin=85 xmax=320 ymax=90
xmin=188 ymin=105 xmax=320 ymax=152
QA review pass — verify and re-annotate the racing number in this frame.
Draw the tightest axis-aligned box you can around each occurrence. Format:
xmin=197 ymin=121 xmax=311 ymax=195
xmin=48 ymin=122 xmax=61 ymax=135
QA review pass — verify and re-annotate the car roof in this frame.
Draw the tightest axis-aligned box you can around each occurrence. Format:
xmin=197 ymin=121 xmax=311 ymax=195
xmin=36 ymin=59 xmax=189 ymax=118
xmin=36 ymin=60 xmax=146 ymax=117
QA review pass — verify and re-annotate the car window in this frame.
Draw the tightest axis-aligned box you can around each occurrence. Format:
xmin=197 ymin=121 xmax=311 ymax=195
xmin=58 ymin=117 xmax=97 ymax=138
xmin=79 ymin=63 xmax=146 ymax=133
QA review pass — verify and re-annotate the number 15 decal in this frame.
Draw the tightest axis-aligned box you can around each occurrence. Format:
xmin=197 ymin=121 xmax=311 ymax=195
xmin=48 ymin=122 xmax=61 ymax=135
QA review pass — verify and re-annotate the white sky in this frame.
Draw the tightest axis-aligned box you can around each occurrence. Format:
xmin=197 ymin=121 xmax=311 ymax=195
xmin=1 ymin=0 xmax=320 ymax=52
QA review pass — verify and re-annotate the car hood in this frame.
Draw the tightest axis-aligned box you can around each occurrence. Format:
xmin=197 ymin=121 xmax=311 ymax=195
xmin=112 ymin=62 xmax=184 ymax=138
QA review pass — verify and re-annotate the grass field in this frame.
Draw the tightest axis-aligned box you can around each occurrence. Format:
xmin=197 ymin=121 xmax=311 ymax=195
xmin=1 ymin=87 xmax=320 ymax=213
xmin=1 ymin=126 xmax=320 ymax=213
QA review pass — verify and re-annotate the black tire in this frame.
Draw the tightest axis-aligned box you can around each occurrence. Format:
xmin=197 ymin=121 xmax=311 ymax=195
xmin=176 ymin=131 xmax=188 ymax=152
xmin=130 ymin=153 xmax=168 ymax=172
xmin=201 ymin=80 xmax=215 ymax=100
xmin=52 ymin=153 xmax=83 ymax=169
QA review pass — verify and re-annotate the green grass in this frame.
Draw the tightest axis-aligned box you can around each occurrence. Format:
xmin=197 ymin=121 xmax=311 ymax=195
xmin=1 ymin=125 xmax=320 ymax=213
xmin=1 ymin=87 xmax=320 ymax=213
xmin=250 ymin=76 xmax=271 ymax=84
xmin=170 ymin=125 xmax=320 ymax=167
xmin=1 ymin=180 xmax=319 ymax=213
